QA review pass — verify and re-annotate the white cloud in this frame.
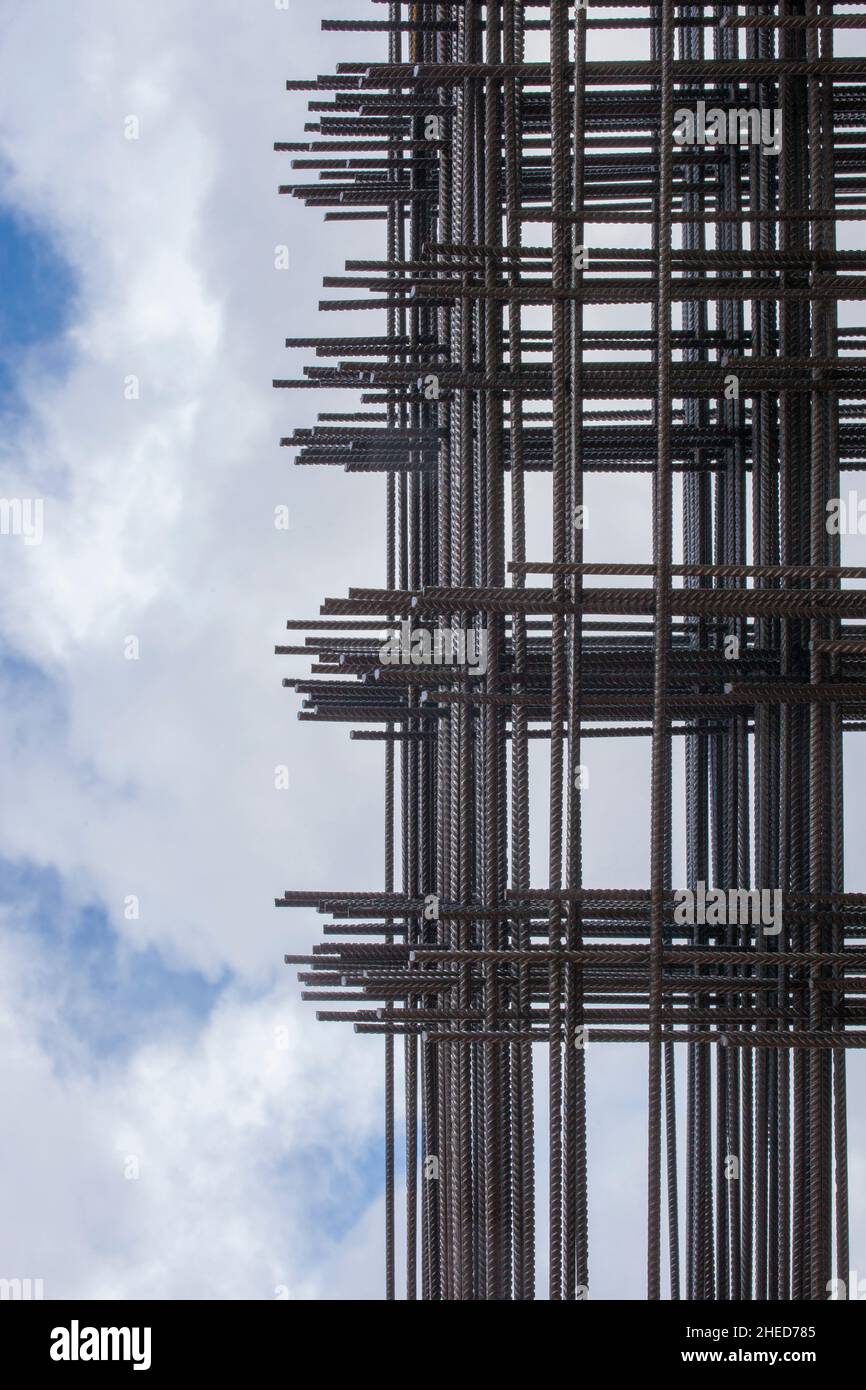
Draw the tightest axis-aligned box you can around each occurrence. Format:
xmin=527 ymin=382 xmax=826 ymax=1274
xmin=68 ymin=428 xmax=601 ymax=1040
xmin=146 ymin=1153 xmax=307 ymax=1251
xmin=0 ymin=0 xmax=393 ymax=1299
xmin=0 ymin=916 xmax=385 ymax=1298
xmin=0 ymin=0 xmax=389 ymax=978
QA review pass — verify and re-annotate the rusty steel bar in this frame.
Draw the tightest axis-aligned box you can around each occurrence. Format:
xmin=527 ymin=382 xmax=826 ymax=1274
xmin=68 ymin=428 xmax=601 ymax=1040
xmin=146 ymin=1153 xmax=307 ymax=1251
xmin=275 ymin=0 xmax=862 ymax=1301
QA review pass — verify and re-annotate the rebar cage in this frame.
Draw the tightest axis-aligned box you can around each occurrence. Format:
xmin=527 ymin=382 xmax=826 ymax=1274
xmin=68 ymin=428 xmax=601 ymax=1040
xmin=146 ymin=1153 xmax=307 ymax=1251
xmin=276 ymin=0 xmax=866 ymax=1300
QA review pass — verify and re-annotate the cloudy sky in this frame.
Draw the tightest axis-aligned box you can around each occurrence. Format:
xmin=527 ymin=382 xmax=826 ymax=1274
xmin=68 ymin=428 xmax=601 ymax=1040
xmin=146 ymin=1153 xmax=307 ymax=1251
xmin=0 ymin=0 xmax=863 ymax=1301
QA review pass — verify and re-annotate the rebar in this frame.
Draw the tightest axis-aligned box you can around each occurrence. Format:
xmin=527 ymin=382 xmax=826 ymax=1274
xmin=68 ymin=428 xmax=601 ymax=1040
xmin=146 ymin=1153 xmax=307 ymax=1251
xmin=275 ymin=0 xmax=863 ymax=1301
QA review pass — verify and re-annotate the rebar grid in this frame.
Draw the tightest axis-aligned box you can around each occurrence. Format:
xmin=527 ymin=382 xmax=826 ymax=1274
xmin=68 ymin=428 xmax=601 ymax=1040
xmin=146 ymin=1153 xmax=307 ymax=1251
xmin=275 ymin=0 xmax=865 ymax=1300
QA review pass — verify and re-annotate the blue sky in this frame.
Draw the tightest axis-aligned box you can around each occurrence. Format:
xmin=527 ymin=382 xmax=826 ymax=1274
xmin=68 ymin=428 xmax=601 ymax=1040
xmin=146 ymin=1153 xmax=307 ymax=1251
xmin=0 ymin=0 xmax=402 ymax=1300
xmin=0 ymin=207 xmax=75 ymax=416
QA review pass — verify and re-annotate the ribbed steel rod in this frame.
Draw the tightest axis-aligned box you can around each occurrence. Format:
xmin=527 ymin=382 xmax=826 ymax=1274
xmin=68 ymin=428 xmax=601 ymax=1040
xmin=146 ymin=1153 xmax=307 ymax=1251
xmin=276 ymin=0 xmax=860 ymax=1301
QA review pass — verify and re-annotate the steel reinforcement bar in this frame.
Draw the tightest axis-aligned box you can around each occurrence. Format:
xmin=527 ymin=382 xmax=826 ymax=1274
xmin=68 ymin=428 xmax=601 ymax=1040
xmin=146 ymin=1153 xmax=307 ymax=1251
xmin=275 ymin=0 xmax=865 ymax=1301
